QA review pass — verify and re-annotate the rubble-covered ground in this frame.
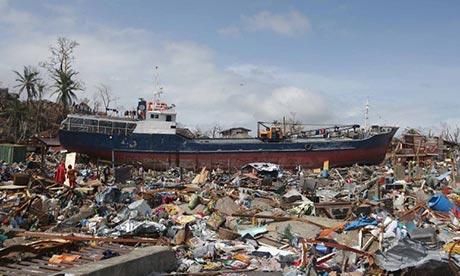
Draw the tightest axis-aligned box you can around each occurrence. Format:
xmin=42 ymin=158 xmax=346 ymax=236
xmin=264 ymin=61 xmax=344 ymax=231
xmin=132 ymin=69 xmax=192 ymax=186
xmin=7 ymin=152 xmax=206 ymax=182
xmin=1 ymin=152 xmax=460 ymax=275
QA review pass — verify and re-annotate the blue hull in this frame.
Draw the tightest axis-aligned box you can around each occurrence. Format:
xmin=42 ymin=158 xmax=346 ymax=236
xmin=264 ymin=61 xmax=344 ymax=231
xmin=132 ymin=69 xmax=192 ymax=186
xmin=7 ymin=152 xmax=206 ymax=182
xmin=58 ymin=127 xmax=397 ymax=170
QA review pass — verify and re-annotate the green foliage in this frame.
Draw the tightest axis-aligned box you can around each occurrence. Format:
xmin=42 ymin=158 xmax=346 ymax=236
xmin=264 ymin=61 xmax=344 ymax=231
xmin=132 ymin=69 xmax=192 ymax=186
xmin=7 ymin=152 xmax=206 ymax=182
xmin=13 ymin=66 xmax=40 ymax=102
xmin=51 ymin=68 xmax=82 ymax=112
xmin=43 ymin=37 xmax=83 ymax=112
xmin=2 ymin=36 xmax=83 ymax=142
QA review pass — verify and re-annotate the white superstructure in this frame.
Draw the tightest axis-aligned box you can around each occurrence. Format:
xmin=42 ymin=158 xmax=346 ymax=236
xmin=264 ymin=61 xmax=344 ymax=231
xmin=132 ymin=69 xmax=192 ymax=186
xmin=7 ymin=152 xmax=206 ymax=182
xmin=133 ymin=100 xmax=177 ymax=134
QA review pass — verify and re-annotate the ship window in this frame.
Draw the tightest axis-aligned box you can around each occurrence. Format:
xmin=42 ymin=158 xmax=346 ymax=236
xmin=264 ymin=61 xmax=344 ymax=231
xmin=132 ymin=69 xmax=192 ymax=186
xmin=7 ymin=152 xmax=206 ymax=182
xmin=69 ymin=117 xmax=84 ymax=125
xmin=150 ymin=114 xmax=159 ymax=119
xmin=170 ymin=125 xmax=176 ymax=129
xmin=112 ymin=122 xmax=126 ymax=135
xmin=99 ymin=121 xmax=111 ymax=127
xmin=68 ymin=117 xmax=85 ymax=132
xmin=84 ymin=119 xmax=98 ymax=126
xmin=113 ymin=122 xmax=126 ymax=129
xmin=99 ymin=120 xmax=112 ymax=135
xmin=166 ymin=115 xmax=172 ymax=122
xmin=86 ymin=119 xmax=98 ymax=133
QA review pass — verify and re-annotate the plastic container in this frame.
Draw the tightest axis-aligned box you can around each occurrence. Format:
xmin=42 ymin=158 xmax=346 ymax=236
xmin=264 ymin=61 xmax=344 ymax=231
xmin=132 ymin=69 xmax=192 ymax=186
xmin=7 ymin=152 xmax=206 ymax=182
xmin=428 ymin=194 xmax=453 ymax=212
xmin=315 ymin=244 xmax=331 ymax=254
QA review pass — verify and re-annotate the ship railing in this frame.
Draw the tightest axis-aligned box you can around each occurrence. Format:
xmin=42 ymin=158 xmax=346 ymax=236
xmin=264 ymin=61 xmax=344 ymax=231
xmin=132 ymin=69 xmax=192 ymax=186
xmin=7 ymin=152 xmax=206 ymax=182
xmin=62 ymin=122 xmax=135 ymax=136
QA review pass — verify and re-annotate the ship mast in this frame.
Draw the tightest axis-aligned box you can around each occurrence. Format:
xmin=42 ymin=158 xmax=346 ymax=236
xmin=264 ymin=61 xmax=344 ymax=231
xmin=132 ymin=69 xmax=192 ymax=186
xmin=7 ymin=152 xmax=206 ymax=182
xmin=153 ymin=66 xmax=164 ymax=105
xmin=364 ymin=97 xmax=369 ymax=131
xmin=154 ymin=89 xmax=163 ymax=104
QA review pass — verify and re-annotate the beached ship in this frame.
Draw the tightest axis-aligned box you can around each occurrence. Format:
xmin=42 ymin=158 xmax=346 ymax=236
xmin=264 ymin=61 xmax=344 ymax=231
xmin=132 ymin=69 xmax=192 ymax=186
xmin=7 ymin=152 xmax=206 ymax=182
xmin=59 ymin=94 xmax=398 ymax=170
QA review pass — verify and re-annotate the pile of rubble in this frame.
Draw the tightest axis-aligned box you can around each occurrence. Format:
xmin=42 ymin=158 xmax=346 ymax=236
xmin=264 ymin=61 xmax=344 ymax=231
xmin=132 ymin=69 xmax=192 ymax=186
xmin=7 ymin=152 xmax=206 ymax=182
xmin=0 ymin=152 xmax=460 ymax=275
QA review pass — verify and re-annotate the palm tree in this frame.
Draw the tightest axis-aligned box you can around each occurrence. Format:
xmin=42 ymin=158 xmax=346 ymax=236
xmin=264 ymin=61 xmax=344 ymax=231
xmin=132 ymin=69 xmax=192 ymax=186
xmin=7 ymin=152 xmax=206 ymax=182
xmin=13 ymin=66 xmax=40 ymax=102
xmin=35 ymin=81 xmax=47 ymax=133
xmin=52 ymin=69 xmax=82 ymax=112
xmin=36 ymin=81 xmax=46 ymax=101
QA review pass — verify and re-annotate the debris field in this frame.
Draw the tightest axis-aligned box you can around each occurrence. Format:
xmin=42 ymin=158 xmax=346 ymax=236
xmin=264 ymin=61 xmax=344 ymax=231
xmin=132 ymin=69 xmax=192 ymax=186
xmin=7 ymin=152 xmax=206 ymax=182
xmin=0 ymin=139 xmax=460 ymax=275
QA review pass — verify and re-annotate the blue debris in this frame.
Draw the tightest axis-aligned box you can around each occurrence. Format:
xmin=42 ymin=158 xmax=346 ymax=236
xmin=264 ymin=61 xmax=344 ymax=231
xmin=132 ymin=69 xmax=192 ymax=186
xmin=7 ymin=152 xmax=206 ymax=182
xmin=345 ymin=216 xmax=378 ymax=231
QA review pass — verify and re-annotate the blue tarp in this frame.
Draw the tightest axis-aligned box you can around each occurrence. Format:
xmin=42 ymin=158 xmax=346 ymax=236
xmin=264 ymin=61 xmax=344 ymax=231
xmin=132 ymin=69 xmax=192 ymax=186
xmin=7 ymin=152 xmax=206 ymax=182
xmin=436 ymin=171 xmax=451 ymax=181
xmin=345 ymin=217 xmax=378 ymax=231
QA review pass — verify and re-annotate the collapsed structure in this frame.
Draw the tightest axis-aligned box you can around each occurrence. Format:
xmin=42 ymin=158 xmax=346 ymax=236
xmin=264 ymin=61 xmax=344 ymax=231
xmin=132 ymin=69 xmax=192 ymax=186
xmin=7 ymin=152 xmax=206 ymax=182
xmin=0 ymin=129 xmax=459 ymax=275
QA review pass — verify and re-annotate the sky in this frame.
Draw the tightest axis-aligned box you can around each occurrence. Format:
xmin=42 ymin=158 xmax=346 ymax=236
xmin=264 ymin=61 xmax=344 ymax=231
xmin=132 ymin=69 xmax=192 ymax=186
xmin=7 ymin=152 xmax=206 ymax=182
xmin=1 ymin=0 xmax=460 ymax=132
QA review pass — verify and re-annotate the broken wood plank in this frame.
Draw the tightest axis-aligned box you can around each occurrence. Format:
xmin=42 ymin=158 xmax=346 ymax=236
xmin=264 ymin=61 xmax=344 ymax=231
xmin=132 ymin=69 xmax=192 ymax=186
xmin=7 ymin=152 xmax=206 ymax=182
xmin=231 ymin=213 xmax=329 ymax=229
xmin=14 ymin=231 xmax=158 ymax=244
xmin=303 ymin=239 xmax=372 ymax=256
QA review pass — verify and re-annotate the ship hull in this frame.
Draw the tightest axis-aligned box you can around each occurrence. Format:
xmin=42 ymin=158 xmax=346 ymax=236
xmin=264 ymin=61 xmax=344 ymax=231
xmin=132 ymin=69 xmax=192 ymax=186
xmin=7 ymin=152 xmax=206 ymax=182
xmin=59 ymin=127 xmax=397 ymax=170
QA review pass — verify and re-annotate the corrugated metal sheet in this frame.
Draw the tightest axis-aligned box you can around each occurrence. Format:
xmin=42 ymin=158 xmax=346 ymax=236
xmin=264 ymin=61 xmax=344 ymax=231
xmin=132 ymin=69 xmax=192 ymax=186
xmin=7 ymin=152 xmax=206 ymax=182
xmin=0 ymin=144 xmax=27 ymax=164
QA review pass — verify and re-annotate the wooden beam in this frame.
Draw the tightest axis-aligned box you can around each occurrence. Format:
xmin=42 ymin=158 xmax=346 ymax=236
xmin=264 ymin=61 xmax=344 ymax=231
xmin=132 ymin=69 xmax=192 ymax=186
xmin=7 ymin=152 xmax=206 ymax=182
xmin=14 ymin=231 xmax=158 ymax=244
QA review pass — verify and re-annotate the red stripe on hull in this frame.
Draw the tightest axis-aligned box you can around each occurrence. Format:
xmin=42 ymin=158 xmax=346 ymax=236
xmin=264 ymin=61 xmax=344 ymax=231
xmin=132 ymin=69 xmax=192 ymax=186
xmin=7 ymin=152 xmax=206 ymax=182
xmin=68 ymin=147 xmax=387 ymax=170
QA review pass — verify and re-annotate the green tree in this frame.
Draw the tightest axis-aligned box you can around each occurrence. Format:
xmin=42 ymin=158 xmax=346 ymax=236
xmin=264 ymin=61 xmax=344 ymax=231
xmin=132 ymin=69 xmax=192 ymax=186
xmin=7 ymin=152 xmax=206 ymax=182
xmin=51 ymin=69 xmax=81 ymax=111
xmin=43 ymin=37 xmax=83 ymax=113
xmin=13 ymin=66 xmax=40 ymax=102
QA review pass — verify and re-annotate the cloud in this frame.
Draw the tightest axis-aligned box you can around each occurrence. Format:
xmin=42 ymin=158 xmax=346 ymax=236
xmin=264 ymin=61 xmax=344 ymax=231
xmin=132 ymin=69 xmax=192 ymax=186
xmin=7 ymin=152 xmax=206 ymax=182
xmin=238 ymin=86 xmax=330 ymax=123
xmin=217 ymin=26 xmax=241 ymax=37
xmin=243 ymin=11 xmax=311 ymax=36
xmin=0 ymin=0 xmax=38 ymax=29
xmin=219 ymin=10 xmax=311 ymax=37
xmin=0 ymin=2 xmax=349 ymax=132
xmin=44 ymin=3 xmax=78 ymax=27
xmin=226 ymin=64 xmax=278 ymax=82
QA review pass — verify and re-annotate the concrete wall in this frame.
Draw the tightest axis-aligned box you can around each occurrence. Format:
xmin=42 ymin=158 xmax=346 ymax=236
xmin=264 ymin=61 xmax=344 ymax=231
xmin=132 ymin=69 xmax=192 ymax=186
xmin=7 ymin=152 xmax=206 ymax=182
xmin=58 ymin=246 xmax=177 ymax=276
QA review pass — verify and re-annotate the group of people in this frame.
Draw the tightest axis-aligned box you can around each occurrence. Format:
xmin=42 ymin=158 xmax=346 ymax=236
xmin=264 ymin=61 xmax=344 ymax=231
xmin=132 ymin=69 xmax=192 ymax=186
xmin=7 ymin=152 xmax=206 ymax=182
xmin=54 ymin=161 xmax=112 ymax=188
xmin=54 ymin=162 xmax=78 ymax=188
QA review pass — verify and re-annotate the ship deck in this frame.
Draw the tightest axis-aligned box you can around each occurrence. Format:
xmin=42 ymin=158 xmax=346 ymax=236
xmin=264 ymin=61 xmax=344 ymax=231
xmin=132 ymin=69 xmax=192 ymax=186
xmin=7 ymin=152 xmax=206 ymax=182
xmin=194 ymin=136 xmax=357 ymax=144
xmin=67 ymin=114 xmax=139 ymax=122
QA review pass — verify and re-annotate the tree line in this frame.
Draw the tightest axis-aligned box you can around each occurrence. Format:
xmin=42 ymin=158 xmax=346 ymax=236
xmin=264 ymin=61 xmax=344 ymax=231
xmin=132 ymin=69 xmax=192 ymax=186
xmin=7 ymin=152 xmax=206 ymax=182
xmin=1 ymin=37 xmax=115 ymax=142
xmin=15 ymin=37 xmax=83 ymax=112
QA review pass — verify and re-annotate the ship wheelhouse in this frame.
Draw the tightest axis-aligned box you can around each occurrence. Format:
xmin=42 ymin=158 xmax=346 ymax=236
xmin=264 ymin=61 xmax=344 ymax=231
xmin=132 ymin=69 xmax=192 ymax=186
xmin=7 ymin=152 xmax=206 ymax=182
xmin=60 ymin=98 xmax=178 ymax=136
xmin=134 ymin=98 xmax=177 ymax=134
